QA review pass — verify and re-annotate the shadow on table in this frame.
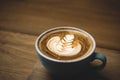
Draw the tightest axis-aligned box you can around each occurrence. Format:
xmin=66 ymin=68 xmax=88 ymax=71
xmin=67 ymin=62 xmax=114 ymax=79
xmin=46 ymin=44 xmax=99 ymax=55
xmin=49 ymin=70 xmax=109 ymax=80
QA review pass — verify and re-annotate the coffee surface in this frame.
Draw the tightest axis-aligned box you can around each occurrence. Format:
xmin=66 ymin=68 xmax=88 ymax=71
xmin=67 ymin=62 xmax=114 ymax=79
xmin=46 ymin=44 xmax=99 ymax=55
xmin=39 ymin=29 xmax=93 ymax=60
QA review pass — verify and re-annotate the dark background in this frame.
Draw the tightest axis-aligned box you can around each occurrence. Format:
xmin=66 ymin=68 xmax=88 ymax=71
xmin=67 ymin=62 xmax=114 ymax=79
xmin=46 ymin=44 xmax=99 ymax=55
xmin=0 ymin=0 xmax=120 ymax=50
xmin=0 ymin=0 xmax=120 ymax=80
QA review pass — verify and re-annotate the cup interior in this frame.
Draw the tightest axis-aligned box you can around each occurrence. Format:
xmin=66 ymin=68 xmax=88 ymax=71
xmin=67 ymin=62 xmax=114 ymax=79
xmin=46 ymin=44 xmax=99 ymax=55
xmin=35 ymin=27 xmax=96 ymax=63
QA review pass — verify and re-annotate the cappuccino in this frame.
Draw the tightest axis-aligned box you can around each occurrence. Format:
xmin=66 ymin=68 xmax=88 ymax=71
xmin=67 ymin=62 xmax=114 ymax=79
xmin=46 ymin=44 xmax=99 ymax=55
xmin=38 ymin=28 xmax=93 ymax=60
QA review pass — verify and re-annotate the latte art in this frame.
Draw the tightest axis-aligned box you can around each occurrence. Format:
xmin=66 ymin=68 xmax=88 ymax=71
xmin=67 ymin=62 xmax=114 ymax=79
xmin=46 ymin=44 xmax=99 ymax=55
xmin=39 ymin=29 xmax=93 ymax=60
xmin=47 ymin=34 xmax=81 ymax=57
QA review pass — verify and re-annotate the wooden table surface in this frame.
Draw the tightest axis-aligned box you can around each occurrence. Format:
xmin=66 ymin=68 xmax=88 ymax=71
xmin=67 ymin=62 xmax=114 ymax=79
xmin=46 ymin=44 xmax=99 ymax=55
xmin=0 ymin=0 xmax=120 ymax=80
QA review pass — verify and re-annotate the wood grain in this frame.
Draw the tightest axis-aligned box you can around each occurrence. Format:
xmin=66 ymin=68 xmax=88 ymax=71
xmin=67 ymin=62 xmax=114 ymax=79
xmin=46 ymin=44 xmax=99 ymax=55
xmin=0 ymin=30 xmax=119 ymax=80
xmin=27 ymin=48 xmax=120 ymax=80
xmin=0 ymin=30 xmax=38 ymax=80
xmin=0 ymin=0 xmax=120 ymax=80
xmin=0 ymin=0 xmax=120 ymax=50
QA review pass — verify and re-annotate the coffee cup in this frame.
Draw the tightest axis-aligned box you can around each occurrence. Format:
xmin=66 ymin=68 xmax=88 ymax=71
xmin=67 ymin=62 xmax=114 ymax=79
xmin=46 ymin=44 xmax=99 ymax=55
xmin=35 ymin=27 xmax=106 ymax=76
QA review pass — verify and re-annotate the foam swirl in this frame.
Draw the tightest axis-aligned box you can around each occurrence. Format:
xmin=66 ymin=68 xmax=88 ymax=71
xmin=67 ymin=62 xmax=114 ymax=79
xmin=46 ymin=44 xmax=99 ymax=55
xmin=47 ymin=34 xmax=81 ymax=57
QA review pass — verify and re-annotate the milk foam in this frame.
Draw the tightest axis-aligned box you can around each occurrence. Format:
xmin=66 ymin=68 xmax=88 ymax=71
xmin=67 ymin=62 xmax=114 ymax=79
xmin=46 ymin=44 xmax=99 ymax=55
xmin=47 ymin=34 xmax=81 ymax=57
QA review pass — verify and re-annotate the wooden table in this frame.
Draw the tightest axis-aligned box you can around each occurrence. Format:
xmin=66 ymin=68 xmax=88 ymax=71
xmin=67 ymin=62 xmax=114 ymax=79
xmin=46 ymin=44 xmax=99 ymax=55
xmin=0 ymin=0 xmax=120 ymax=80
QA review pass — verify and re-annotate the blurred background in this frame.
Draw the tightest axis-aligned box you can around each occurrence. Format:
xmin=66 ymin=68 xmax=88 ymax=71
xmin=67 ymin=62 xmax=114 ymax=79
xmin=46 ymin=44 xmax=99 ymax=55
xmin=0 ymin=0 xmax=120 ymax=80
xmin=0 ymin=0 xmax=120 ymax=49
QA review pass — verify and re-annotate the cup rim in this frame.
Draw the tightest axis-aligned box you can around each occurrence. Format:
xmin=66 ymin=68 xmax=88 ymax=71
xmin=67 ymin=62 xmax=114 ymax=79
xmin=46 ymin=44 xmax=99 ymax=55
xmin=35 ymin=26 xmax=96 ymax=63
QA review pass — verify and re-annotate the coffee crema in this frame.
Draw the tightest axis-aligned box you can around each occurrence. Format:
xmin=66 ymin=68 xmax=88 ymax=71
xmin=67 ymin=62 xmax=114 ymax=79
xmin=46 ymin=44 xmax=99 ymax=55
xmin=47 ymin=34 xmax=81 ymax=57
xmin=39 ymin=29 xmax=93 ymax=60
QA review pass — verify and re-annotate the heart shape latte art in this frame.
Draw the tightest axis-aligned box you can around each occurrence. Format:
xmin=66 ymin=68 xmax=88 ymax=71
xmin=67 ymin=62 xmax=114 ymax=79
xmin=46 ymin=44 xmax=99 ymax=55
xmin=47 ymin=34 xmax=81 ymax=57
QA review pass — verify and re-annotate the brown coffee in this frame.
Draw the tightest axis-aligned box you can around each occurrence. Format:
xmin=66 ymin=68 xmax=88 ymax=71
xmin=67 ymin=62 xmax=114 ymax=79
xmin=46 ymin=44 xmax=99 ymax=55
xmin=39 ymin=28 xmax=93 ymax=60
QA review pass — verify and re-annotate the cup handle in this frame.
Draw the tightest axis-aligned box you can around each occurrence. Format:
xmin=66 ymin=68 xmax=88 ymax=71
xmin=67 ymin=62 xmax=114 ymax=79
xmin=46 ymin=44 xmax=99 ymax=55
xmin=91 ymin=52 xmax=107 ymax=70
